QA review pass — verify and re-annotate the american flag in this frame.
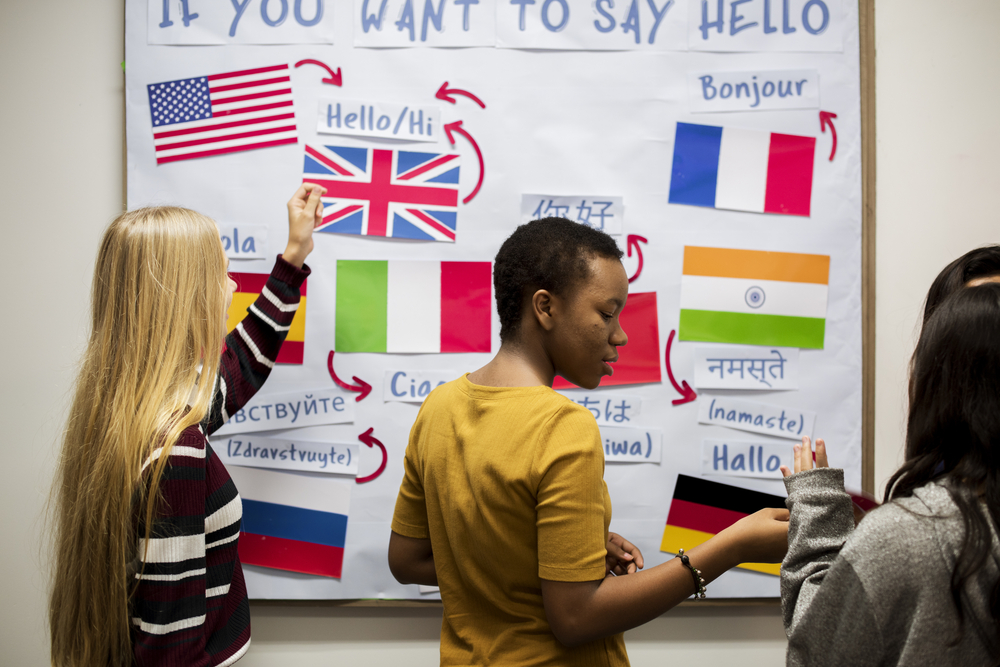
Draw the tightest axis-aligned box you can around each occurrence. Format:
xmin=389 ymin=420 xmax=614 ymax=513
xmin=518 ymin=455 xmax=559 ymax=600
xmin=303 ymin=144 xmax=461 ymax=242
xmin=147 ymin=64 xmax=297 ymax=165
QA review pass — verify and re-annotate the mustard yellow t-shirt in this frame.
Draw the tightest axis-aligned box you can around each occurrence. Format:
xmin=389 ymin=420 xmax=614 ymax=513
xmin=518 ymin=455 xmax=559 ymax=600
xmin=391 ymin=375 xmax=629 ymax=667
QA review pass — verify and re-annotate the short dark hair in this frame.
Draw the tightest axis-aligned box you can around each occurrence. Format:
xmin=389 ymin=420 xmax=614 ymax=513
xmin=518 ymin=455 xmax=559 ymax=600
xmin=923 ymin=245 xmax=1000 ymax=323
xmin=493 ymin=217 xmax=624 ymax=341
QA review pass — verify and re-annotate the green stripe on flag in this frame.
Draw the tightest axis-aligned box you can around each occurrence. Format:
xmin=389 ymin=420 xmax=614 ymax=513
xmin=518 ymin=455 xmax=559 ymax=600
xmin=336 ymin=260 xmax=388 ymax=352
xmin=679 ymin=309 xmax=826 ymax=349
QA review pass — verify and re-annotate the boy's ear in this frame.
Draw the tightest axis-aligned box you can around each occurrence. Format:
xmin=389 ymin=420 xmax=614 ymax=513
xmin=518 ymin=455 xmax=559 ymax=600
xmin=531 ymin=289 xmax=558 ymax=332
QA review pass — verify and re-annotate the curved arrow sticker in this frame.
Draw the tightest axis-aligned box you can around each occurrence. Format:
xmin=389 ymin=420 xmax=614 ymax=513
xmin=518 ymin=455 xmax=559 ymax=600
xmin=327 ymin=351 xmax=372 ymax=401
xmin=356 ymin=427 xmax=388 ymax=484
xmin=443 ymin=120 xmax=484 ymax=204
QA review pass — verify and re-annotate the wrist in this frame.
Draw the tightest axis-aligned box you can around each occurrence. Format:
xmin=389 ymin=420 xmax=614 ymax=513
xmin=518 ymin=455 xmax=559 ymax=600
xmin=282 ymin=243 xmax=307 ymax=268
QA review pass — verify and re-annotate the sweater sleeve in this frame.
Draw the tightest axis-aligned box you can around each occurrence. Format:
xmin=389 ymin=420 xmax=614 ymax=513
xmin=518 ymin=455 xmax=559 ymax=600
xmin=202 ymin=255 xmax=310 ymax=435
xmin=131 ymin=433 xmax=211 ymax=666
xmin=781 ymin=468 xmax=885 ymax=667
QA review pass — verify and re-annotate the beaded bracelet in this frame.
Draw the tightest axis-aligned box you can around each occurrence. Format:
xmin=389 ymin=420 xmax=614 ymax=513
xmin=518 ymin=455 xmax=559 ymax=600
xmin=676 ymin=548 xmax=707 ymax=599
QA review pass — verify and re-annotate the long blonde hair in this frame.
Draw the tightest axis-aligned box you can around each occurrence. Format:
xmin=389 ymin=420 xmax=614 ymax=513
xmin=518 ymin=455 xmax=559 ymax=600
xmin=49 ymin=207 xmax=229 ymax=666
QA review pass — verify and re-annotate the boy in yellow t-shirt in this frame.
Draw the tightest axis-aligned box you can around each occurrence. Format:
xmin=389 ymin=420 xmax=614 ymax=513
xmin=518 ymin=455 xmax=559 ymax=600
xmin=389 ymin=218 xmax=790 ymax=666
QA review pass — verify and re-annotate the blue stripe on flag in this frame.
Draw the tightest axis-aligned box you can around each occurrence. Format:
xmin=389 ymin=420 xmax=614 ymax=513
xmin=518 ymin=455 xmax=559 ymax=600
xmin=328 ymin=146 xmax=368 ymax=172
xmin=669 ymin=122 xmax=723 ymax=208
xmin=427 ymin=167 xmax=460 ymax=184
xmin=425 ymin=209 xmax=457 ymax=229
xmin=304 ymin=154 xmax=331 ymax=174
xmin=392 ymin=213 xmax=436 ymax=241
xmin=396 ymin=150 xmax=440 ymax=174
xmin=241 ymin=499 xmax=348 ymax=548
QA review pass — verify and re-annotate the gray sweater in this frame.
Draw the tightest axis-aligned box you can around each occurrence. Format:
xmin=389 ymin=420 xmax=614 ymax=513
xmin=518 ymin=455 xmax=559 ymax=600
xmin=781 ymin=468 xmax=1000 ymax=666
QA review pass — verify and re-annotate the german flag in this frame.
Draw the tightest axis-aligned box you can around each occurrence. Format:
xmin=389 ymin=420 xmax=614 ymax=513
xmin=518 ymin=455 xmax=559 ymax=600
xmin=660 ymin=474 xmax=786 ymax=576
xmin=227 ymin=272 xmax=307 ymax=364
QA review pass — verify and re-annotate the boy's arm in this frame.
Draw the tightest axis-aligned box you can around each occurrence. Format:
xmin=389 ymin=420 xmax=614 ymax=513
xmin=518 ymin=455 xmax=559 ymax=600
xmin=388 ymin=532 xmax=437 ymax=586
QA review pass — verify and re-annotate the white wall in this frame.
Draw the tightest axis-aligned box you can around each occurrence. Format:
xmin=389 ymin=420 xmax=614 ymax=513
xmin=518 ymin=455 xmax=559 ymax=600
xmin=3 ymin=0 xmax=997 ymax=664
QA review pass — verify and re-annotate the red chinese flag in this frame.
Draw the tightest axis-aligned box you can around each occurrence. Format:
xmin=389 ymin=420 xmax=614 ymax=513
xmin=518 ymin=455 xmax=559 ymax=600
xmin=553 ymin=291 xmax=662 ymax=389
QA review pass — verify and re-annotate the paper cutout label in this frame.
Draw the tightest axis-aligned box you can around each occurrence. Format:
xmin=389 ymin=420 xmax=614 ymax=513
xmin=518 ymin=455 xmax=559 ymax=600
xmin=689 ymin=70 xmax=819 ymax=113
xmin=148 ymin=0 xmax=338 ymax=44
xmin=496 ymin=0 xmax=686 ymax=50
xmin=228 ymin=465 xmax=351 ymax=579
xmin=384 ymin=370 xmax=457 ymax=403
xmin=522 ymin=195 xmax=624 ymax=235
xmin=146 ymin=64 xmax=297 ymax=164
xmin=698 ymin=395 xmax=815 ymax=440
xmin=701 ymin=438 xmax=791 ymax=479
xmin=559 ymin=393 xmax=642 ymax=426
xmin=219 ymin=223 xmax=268 ymax=260
xmin=553 ymin=292 xmax=662 ymax=389
xmin=304 ymin=145 xmax=461 ymax=243
xmin=215 ymin=435 xmax=359 ymax=476
xmin=693 ymin=346 xmax=798 ymax=390
xmin=214 ymin=387 xmax=355 ymax=436
xmin=678 ymin=246 xmax=829 ymax=349
xmin=317 ymin=99 xmax=440 ymax=143
xmin=336 ymin=260 xmax=491 ymax=353
xmin=600 ymin=426 xmax=662 ymax=463
xmin=688 ymin=0 xmax=844 ymax=52
xmin=227 ymin=271 xmax=307 ymax=364
xmin=353 ymin=0 xmax=497 ymax=47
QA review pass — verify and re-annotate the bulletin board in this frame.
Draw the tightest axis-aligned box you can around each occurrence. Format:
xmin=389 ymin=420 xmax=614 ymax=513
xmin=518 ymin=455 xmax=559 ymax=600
xmin=125 ymin=0 xmax=874 ymax=601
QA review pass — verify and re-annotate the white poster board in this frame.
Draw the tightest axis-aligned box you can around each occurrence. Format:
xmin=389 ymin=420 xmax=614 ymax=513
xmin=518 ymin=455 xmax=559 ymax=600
xmin=125 ymin=0 xmax=862 ymax=600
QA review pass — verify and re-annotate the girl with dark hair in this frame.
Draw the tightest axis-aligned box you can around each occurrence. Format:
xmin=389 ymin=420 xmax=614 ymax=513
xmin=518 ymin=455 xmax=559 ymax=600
xmin=922 ymin=244 xmax=1000 ymax=323
xmin=780 ymin=283 xmax=1000 ymax=666
xmin=388 ymin=218 xmax=790 ymax=666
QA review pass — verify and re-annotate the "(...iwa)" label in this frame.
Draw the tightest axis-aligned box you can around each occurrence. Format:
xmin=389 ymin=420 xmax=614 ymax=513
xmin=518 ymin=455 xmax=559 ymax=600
xmin=600 ymin=426 xmax=662 ymax=463
xmin=213 ymin=435 xmax=359 ymax=476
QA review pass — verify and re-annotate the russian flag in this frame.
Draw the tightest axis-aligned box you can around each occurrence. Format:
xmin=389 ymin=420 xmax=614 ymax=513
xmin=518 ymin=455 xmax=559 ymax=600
xmin=668 ymin=122 xmax=816 ymax=217
xmin=228 ymin=465 xmax=351 ymax=579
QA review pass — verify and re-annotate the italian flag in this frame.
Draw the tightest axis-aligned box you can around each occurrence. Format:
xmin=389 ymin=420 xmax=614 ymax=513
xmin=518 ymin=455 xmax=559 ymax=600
xmin=679 ymin=246 xmax=830 ymax=349
xmin=335 ymin=260 xmax=492 ymax=353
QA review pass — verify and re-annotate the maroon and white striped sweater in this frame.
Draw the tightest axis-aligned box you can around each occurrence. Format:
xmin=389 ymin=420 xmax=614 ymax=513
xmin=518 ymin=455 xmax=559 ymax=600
xmin=130 ymin=256 xmax=309 ymax=666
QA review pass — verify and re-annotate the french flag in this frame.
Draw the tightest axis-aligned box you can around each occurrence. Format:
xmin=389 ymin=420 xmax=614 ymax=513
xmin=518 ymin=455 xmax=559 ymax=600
xmin=228 ymin=465 xmax=351 ymax=579
xmin=668 ymin=122 xmax=816 ymax=217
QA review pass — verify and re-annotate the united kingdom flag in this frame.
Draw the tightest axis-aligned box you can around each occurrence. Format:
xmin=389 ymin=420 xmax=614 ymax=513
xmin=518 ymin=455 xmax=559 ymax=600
xmin=303 ymin=144 xmax=461 ymax=242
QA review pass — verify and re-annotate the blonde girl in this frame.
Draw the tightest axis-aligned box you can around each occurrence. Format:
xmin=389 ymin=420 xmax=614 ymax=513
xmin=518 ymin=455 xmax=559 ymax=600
xmin=49 ymin=184 xmax=324 ymax=666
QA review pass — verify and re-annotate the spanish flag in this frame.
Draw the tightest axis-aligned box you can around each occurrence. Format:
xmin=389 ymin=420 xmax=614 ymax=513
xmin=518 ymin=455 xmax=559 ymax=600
xmin=227 ymin=272 xmax=307 ymax=364
xmin=660 ymin=474 xmax=786 ymax=576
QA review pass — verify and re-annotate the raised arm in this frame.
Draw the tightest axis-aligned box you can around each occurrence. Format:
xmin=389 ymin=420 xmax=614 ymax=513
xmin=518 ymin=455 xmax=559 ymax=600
xmin=202 ymin=184 xmax=324 ymax=434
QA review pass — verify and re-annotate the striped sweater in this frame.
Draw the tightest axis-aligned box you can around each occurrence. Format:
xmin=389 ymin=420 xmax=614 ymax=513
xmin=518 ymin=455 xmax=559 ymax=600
xmin=131 ymin=256 xmax=309 ymax=666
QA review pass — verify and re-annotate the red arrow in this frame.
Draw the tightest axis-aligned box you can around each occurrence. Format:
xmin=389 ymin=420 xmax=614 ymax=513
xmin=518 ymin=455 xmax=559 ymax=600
xmin=665 ymin=329 xmax=697 ymax=406
xmin=294 ymin=59 xmax=342 ymax=86
xmin=327 ymin=351 xmax=372 ymax=402
xmin=819 ymin=111 xmax=838 ymax=161
xmin=443 ymin=121 xmax=484 ymax=205
xmin=435 ymin=81 xmax=486 ymax=109
xmin=626 ymin=234 xmax=647 ymax=284
xmin=356 ymin=427 xmax=387 ymax=484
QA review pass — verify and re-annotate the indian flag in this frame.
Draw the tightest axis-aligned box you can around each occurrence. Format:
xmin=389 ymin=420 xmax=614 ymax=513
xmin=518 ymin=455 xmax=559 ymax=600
xmin=336 ymin=260 xmax=491 ymax=353
xmin=679 ymin=246 xmax=830 ymax=349
xmin=227 ymin=272 xmax=306 ymax=364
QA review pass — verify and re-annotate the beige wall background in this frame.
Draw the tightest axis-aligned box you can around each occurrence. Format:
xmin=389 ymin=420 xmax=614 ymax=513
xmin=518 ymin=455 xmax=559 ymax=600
xmin=2 ymin=0 xmax=997 ymax=663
